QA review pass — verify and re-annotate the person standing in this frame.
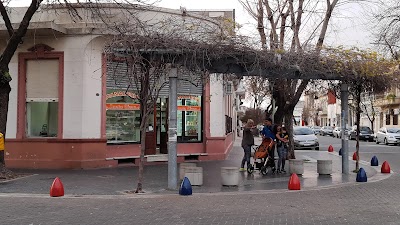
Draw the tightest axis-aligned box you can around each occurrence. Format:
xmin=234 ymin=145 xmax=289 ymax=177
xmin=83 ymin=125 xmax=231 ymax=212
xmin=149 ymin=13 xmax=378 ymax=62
xmin=276 ymin=126 xmax=289 ymax=173
xmin=261 ymin=118 xmax=276 ymax=141
xmin=240 ymin=119 xmax=256 ymax=172
xmin=260 ymin=118 xmax=277 ymax=162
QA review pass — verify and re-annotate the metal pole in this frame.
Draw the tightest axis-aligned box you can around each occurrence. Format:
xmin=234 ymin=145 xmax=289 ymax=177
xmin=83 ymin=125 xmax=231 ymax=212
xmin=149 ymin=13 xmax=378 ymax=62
xmin=168 ymin=68 xmax=178 ymax=190
xmin=341 ymin=83 xmax=349 ymax=174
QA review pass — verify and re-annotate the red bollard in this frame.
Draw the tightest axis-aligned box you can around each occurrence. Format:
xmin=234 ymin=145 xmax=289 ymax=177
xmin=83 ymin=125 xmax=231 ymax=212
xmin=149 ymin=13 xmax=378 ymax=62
xmin=288 ymin=173 xmax=301 ymax=190
xmin=50 ymin=177 xmax=64 ymax=197
xmin=381 ymin=161 xmax=391 ymax=173
xmin=328 ymin=145 xmax=334 ymax=152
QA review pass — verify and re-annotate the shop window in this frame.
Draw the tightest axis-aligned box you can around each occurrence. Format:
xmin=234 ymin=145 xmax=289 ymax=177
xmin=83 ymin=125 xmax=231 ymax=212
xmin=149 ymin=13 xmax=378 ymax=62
xmin=386 ymin=114 xmax=390 ymax=125
xmin=177 ymin=95 xmax=202 ymax=142
xmin=26 ymin=59 xmax=59 ymax=137
xmin=106 ymin=91 xmax=141 ymax=143
xmin=27 ymin=102 xmax=58 ymax=137
xmin=394 ymin=115 xmax=399 ymax=125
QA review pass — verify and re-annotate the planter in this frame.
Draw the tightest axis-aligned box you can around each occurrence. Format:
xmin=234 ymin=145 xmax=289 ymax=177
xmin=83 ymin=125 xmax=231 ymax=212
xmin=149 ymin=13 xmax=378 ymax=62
xmin=289 ymin=159 xmax=304 ymax=175
xmin=179 ymin=162 xmax=197 ymax=180
xmin=317 ymin=160 xmax=332 ymax=175
xmin=184 ymin=167 xmax=203 ymax=186
xmin=221 ymin=167 xmax=239 ymax=186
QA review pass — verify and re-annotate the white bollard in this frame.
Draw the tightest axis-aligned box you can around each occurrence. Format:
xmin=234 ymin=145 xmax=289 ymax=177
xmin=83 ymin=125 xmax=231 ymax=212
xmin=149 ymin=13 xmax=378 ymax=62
xmin=179 ymin=163 xmax=197 ymax=181
xmin=221 ymin=167 xmax=239 ymax=186
xmin=317 ymin=160 xmax=332 ymax=175
xmin=184 ymin=167 xmax=203 ymax=186
xmin=289 ymin=159 xmax=304 ymax=175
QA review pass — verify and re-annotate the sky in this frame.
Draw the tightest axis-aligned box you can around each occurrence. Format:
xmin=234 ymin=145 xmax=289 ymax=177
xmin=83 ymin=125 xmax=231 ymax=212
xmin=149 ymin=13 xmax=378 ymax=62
xmin=155 ymin=0 xmax=375 ymax=49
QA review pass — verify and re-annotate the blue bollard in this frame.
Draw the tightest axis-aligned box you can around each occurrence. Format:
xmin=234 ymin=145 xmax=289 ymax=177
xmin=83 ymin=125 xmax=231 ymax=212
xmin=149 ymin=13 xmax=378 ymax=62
xmin=371 ymin=156 xmax=379 ymax=166
xmin=356 ymin=168 xmax=367 ymax=182
xmin=339 ymin=148 xmax=342 ymax=156
xmin=179 ymin=177 xmax=192 ymax=196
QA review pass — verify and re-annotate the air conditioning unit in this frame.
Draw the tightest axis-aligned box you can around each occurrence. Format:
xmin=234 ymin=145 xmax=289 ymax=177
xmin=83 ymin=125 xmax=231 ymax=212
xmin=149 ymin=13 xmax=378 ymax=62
xmin=224 ymin=82 xmax=233 ymax=95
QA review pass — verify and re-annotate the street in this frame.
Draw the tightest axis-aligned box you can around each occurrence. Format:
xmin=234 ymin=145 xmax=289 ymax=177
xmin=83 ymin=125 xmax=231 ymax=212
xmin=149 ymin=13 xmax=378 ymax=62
xmin=317 ymin=135 xmax=400 ymax=171
xmin=0 ymin=135 xmax=399 ymax=225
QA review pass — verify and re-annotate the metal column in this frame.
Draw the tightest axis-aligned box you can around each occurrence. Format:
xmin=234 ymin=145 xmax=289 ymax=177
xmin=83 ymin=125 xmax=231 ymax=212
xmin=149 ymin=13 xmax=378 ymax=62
xmin=168 ymin=68 xmax=178 ymax=190
xmin=341 ymin=83 xmax=349 ymax=174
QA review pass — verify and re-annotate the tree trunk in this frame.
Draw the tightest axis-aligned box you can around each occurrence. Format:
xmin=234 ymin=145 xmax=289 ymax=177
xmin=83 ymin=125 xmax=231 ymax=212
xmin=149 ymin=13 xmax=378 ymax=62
xmin=135 ymin=103 xmax=148 ymax=193
xmin=0 ymin=79 xmax=15 ymax=178
xmin=284 ymin=112 xmax=295 ymax=159
xmin=0 ymin=82 xmax=11 ymax=163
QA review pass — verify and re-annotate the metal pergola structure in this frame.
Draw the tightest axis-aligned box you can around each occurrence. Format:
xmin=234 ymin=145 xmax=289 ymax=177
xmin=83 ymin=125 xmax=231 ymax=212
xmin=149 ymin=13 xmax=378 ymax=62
xmin=110 ymin=41 xmax=393 ymax=190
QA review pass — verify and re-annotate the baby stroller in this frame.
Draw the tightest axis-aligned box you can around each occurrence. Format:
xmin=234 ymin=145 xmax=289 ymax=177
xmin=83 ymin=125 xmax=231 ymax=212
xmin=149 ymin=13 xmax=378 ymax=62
xmin=247 ymin=137 xmax=276 ymax=175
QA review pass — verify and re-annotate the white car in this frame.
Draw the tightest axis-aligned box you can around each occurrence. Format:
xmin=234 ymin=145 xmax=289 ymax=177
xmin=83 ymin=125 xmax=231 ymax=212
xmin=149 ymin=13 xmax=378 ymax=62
xmin=293 ymin=126 xmax=319 ymax=150
xmin=376 ymin=127 xmax=400 ymax=145
xmin=332 ymin=127 xmax=341 ymax=138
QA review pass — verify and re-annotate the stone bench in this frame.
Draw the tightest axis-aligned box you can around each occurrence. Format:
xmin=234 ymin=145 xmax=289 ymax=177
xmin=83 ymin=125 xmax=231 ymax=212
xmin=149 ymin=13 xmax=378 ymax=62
xmin=317 ymin=160 xmax=332 ymax=175
xmin=221 ymin=167 xmax=239 ymax=186
xmin=289 ymin=159 xmax=304 ymax=175
xmin=179 ymin=162 xmax=197 ymax=181
xmin=184 ymin=167 xmax=203 ymax=186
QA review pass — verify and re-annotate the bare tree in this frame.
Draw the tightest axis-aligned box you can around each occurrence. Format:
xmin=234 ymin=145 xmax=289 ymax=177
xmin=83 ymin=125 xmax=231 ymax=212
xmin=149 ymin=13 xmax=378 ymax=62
xmin=241 ymin=108 xmax=265 ymax=126
xmin=106 ymin=54 xmax=170 ymax=193
xmin=244 ymin=76 xmax=269 ymax=109
xmin=0 ymin=0 xmax=48 ymax=178
xmin=360 ymin=92 xmax=377 ymax=133
xmin=371 ymin=0 xmax=400 ymax=60
xmin=239 ymin=0 xmax=339 ymax=158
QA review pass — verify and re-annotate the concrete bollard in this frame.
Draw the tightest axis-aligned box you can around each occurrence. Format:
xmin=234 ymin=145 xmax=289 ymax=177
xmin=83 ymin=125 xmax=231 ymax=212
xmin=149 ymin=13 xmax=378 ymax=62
xmin=179 ymin=163 xmax=197 ymax=181
xmin=289 ymin=159 xmax=304 ymax=175
xmin=221 ymin=167 xmax=239 ymax=186
xmin=184 ymin=167 xmax=203 ymax=186
xmin=317 ymin=160 xmax=332 ymax=175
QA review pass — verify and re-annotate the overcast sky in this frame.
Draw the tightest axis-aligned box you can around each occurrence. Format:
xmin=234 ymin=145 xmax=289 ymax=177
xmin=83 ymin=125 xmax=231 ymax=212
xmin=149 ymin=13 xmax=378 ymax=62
xmin=156 ymin=0 xmax=375 ymax=49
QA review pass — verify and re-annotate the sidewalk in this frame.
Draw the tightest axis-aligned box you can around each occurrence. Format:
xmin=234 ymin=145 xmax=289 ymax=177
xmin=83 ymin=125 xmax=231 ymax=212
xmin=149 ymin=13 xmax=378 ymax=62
xmin=0 ymin=136 xmax=382 ymax=196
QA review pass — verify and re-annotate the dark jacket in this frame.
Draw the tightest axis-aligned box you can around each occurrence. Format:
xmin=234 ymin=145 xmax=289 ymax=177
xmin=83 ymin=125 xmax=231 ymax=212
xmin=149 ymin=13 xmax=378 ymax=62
xmin=241 ymin=127 xmax=254 ymax=147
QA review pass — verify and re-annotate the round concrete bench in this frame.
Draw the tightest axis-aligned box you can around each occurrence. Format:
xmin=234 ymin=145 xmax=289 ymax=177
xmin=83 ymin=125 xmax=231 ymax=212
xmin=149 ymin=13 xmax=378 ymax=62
xmin=317 ymin=160 xmax=332 ymax=175
xmin=184 ymin=167 xmax=203 ymax=186
xmin=221 ymin=167 xmax=239 ymax=186
xmin=179 ymin=162 xmax=197 ymax=181
xmin=289 ymin=159 xmax=304 ymax=175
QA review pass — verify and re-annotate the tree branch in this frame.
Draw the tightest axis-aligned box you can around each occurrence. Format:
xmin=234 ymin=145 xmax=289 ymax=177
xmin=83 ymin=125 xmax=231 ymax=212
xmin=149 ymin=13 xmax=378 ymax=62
xmin=0 ymin=1 xmax=14 ymax=37
xmin=0 ymin=0 xmax=43 ymax=71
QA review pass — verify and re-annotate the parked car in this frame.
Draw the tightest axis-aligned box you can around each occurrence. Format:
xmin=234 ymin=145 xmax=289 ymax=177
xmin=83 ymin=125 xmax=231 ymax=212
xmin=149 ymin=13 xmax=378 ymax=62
xmin=376 ymin=127 xmax=400 ymax=145
xmin=349 ymin=126 xmax=374 ymax=141
xmin=309 ymin=126 xmax=321 ymax=135
xmin=319 ymin=126 xmax=334 ymax=136
xmin=332 ymin=127 xmax=349 ymax=138
xmin=293 ymin=126 xmax=319 ymax=150
xmin=332 ymin=127 xmax=341 ymax=138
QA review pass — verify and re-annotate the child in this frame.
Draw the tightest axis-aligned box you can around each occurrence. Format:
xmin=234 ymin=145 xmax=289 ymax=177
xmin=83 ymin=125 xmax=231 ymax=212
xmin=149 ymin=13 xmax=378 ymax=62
xmin=276 ymin=127 xmax=289 ymax=173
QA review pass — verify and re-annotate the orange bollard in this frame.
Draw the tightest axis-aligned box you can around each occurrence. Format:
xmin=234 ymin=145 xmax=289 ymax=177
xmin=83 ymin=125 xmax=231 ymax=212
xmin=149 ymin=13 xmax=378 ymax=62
xmin=288 ymin=173 xmax=301 ymax=190
xmin=50 ymin=177 xmax=64 ymax=197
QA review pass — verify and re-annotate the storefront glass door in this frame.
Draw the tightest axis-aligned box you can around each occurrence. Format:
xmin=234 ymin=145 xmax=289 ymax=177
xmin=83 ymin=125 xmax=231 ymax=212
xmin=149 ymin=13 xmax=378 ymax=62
xmin=156 ymin=98 xmax=168 ymax=153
